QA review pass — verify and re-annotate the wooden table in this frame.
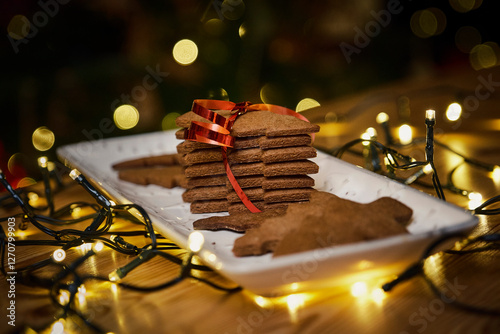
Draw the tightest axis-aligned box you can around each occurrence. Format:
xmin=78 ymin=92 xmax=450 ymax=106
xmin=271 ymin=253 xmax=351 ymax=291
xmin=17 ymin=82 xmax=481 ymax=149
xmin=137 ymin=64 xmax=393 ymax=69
xmin=2 ymin=66 xmax=500 ymax=333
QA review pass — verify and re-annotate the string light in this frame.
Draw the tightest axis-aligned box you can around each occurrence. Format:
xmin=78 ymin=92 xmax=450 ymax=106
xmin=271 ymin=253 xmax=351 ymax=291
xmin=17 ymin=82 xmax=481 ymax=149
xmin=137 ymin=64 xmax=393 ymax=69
xmin=38 ymin=156 xmax=54 ymax=215
xmin=108 ymin=248 xmax=156 ymax=282
xmin=446 ymin=102 xmax=462 ymax=121
xmin=52 ymin=249 xmax=66 ymax=262
xmin=405 ymin=163 xmax=433 ymax=185
xmin=188 ymin=231 xmax=205 ymax=253
xmin=398 ymin=124 xmax=412 ymax=145
xmin=468 ymin=192 xmax=483 ymax=210
xmin=350 ymin=281 xmax=368 ymax=298
xmin=376 ymin=112 xmax=393 ymax=145
xmin=425 ymin=109 xmax=445 ymax=201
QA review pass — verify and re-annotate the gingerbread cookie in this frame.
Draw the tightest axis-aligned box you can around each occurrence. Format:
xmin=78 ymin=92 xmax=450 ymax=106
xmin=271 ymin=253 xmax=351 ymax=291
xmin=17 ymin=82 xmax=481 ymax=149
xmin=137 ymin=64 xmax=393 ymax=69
xmin=112 ymin=153 xmax=182 ymax=169
xmin=232 ymin=191 xmax=413 ymax=257
xmin=193 ymin=208 xmax=287 ymax=232
xmin=117 ymin=166 xmax=186 ymax=189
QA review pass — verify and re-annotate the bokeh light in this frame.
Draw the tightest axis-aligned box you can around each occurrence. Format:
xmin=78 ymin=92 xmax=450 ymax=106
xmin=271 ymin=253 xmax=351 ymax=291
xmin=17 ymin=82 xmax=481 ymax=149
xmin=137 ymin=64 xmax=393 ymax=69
xmin=207 ymin=87 xmax=229 ymax=100
xmin=172 ymin=39 xmax=198 ymax=65
xmin=469 ymin=42 xmax=499 ymax=70
xmin=260 ymin=83 xmax=284 ymax=105
xmin=449 ymin=0 xmax=482 ymax=13
xmin=446 ymin=102 xmax=462 ymax=121
xmin=113 ymin=105 xmax=140 ymax=130
xmin=350 ymin=281 xmax=368 ymax=297
xmin=17 ymin=177 xmax=37 ymax=188
xmin=296 ymin=98 xmax=320 ymax=112
xmin=32 ymin=127 xmax=55 ymax=152
xmin=161 ymin=112 xmax=181 ymax=130
xmin=455 ymin=26 xmax=481 ymax=53
xmin=398 ymin=124 xmax=413 ymax=145
xmin=221 ymin=0 xmax=246 ymax=21
xmin=7 ymin=15 xmax=30 ymax=40
xmin=204 ymin=18 xmax=225 ymax=36
xmin=238 ymin=23 xmax=247 ymax=38
xmin=188 ymin=231 xmax=204 ymax=252
xmin=410 ymin=8 xmax=447 ymax=39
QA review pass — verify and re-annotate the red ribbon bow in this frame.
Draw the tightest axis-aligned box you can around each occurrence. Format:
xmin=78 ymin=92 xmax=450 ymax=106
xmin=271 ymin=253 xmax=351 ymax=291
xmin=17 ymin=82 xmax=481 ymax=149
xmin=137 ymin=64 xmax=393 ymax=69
xmin=184 ymin=99 xmax=312 ymax=213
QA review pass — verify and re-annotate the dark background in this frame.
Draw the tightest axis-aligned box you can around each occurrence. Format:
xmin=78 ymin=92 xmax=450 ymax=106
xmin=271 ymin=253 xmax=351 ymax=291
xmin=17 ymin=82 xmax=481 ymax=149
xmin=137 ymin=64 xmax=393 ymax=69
xmin=0 ymin=0 xmax=498 ymax=181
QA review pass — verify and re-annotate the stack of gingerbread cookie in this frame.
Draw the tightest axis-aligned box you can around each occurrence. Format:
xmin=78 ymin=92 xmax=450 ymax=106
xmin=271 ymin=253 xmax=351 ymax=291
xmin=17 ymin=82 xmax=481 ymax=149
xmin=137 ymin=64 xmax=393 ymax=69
xmin=175 ymin=108 xmax=321 ymax=214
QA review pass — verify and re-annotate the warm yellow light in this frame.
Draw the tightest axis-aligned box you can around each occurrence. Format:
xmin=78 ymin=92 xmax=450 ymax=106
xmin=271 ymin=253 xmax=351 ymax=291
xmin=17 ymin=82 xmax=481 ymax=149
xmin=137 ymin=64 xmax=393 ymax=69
xmin=204 ymin=18 xmax=224 ymax=36
xmin=50 ymin=319 xmax=65 ymax=334
xmin=37 ymin=156 xmax=48 ymax=168
xmin=93 ymin=241 xmax=104 ymax=252
xmin=52 ymin=249 xmax=66 ymax=262
xmin=173 ymin=39 xmax=198 ymax=65
xmin=398 ymin=124 xmax=413 ymax=145
xmin=366 ymin=127 xmax=377 ymax=138
xmin=286 ymin=293 xmax=305 ymax=323
xmin=423 ymin=163 xmax=434 ymax=175
xmin=239 ymin=23 xmax=247 ymax=38
xmin=7 ymin=15 xmax=30 ymax=40
xmin=188 ymin=231 xmax=205 ymax=252
xmin=446 ymin=103 xmax=462 ymax=121
xmin=449 ymin=0 xmax=482 ymax=13
xmin=376 ymin=112 xmax=389 ymax=124
xmin=69 ymin=169 xmax=81 ymax=180
xmin=425 ymin=109 xmax=436 ymax=121
xmin=370 ymin=288 xmax=386 ymax=305
xmin=109 ymin=270 xmax=121 ymax=282
xmin=260 ymin=83 xmax=281 ymax=104
xmin=207 ymin=253 xmax=217 ymax=263
xmin=114 ymin=105 xmax=140 ymax=130
xmin=58 ymin=290 xmax=70 ymax=306
xmin=79 ymin=242 xmax=93 ymax=253
xmin=492 ymin=166 xmax=500 ymax=182
xmin=350 ymin=281 xmax=368 ymax=298
xmin=161 ymin=112 xmax=181 ymax=131
xmin=32 ymin=126 xmax=55 ymax=152
xmin=296 ymin=98 xmax=320 ymax=112
xmin=468 ymin=191 xmax=482 ymax=209
xmin=410 ymin=8 xmax=446 ymax=38
xmin=361 ymin=131 xmax=371 ymax=146
xmin=254 ymin=296 xmax=272 ymax=308
xmin=28 ymin=192 xmax=39 ymax=203
xmin=470 ymin=42 xmax=499 ymax=70
xmin=78 ymin=284 xmax=87 ymax=295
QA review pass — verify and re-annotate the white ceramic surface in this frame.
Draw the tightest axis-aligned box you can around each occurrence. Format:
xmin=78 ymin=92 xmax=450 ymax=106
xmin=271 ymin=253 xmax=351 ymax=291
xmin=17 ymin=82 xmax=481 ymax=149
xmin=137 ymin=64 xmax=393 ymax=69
xmin=57 ymin=130 xmax=478 ymax=296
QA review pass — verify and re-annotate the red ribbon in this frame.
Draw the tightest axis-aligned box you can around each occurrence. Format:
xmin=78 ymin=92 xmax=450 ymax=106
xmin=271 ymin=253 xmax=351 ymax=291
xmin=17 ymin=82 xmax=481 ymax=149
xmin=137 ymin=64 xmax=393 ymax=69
xmin=184 ymin=99 xmax=313 ymax=213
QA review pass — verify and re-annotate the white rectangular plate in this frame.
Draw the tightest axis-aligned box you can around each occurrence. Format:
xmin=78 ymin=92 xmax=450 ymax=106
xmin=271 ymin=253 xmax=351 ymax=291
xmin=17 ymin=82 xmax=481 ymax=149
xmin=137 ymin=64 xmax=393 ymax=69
xmin=57 ymin=130 xmax=478 ymax=296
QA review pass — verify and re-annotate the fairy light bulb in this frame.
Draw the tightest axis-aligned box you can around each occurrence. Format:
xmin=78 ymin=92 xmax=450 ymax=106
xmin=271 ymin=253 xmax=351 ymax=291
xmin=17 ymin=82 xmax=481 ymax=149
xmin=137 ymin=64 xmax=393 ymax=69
xmin=425 ymin=109 xmax=436 ymax=121
xmin=446 ymin=103 xmax=462 ymax=121
xmin=52 ymin=249 xmax=66 ymax=262
xmin=361 ymin=131 xmax=371 ymax=146
xmin=188 ymin=231 xmax=204 ymax=253
xmin=350 ymin=281 xmax=368 ymax=298
xmin=366 ymin=127 xmax=377 ymax=139
xmin=69 ymin=169 xmax=81 ymax=180
xmin=93 ymin=241 xmax=104 ymax=252
xmin=37 ymin=156 xmax=48 ymax=168
xmin=491 ymin=166 xmax=500 ymax=182
xmin=376 ymin=112 xmax=389 ymax=124
xmin=398 ymin=124 xmax=413 ymax=145
xmin=468 ymin=192 xmax=483 ymax=210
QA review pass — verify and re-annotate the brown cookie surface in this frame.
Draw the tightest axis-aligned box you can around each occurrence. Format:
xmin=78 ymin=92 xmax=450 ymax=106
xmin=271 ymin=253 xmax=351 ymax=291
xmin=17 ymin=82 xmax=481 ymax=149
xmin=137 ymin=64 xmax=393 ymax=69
xmin=193 ymin=208 xmax=287 ymax=232
xmin=112 ymin=154 xmax=181 ymax=169
xmin=232 ymin=191 xmax=413 ymax=257
xmin=117 ymin=166 xmax=185 ymax=189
